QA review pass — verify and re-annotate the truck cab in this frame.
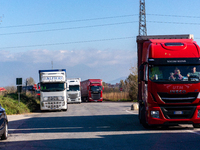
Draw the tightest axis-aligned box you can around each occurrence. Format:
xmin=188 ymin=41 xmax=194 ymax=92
xmin=66 ymin=78 xmax=81 ymax=103
xmin=137 ymin=35 xmax=200 ymax=128
xmin=39 ymin=69 xmax=67 ymax=111
xmin=81 ymin=79 xmax=104 ymax=102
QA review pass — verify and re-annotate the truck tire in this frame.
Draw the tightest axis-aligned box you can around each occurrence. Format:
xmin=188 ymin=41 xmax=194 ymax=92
xmin=86 ymin=97 xmax=88 ymax=102
xmin=193 ymin=124 xmax=200 ymax=128
xmin=1 ymin=122 xmax=8 ymax=140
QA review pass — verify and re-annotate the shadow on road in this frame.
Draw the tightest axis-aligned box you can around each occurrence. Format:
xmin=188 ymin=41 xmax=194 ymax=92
xmin=1 ymin=114 xmax=200 ymax=150
xmin=8 ymin=114 xmax=140 ymax=134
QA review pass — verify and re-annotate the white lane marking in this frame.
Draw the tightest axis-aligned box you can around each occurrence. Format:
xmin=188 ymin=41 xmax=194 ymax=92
xmin=9 ymin=127 xmax=83 ymax=131
xmin=187 ymin=130 xmax=200 ymax=136
xmin=126 ymin=109 xmax=138 ymax=114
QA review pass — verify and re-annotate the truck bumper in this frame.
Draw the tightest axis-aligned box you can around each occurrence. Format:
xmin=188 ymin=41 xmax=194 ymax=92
xmin=147 ymin=105 xmax=200 ymax=125
xmin=67 ymin=98 xmax=81 ymax=103
xmin=89 ymin=98 xmax=103 ymax=102
xmin=40 ymin=101 xmax=67 ymax=110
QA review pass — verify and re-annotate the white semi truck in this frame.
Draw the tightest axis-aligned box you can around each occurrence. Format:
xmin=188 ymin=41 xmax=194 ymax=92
xmin=39 ymin=69 xmax=68 ymax=111
xmin=66 ymin=78 xmax=81 ymax=103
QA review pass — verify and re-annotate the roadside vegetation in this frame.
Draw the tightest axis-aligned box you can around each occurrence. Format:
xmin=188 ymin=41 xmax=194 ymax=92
xmin=103 ymin=66 xmax=138 ymax=102
xmin=0 ymin=91 xmax=40 ymax=115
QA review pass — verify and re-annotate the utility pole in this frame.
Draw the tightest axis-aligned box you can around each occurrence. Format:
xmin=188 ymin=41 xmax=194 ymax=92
xmin=51 ymin=61 xmax=53 ymax=69
xmin=139 ymin=0 xmax=147 ymax=36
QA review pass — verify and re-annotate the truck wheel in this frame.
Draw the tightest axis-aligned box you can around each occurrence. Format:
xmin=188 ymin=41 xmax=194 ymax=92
xmin=1 ymin=122 xmax=8 ymax=140
xmin=193 ymin=124 xmax=200 ymax=128
xmin=84 ymin=97 xmax=87 ymax=102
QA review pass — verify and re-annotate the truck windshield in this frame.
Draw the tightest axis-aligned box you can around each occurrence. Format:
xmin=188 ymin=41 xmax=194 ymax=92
xmin=149 ymin=65 xmax=200 ymax=82
xmin=68 ymin=85 xmax=80 ymax=91
xmin=40 ymin=83 xmax=65 ymax=91
xmin=90 ymin=86 xmax=102 ymax=91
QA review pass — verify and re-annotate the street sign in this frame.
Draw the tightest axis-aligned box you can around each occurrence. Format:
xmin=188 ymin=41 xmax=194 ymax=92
xmin=17 ymin=86 xmax=22 ymax=93
xmin=120 ymin=88 xmax=123 ymax=91
xmin=16 ymin=78 xmax=22 ymax=85
xmin=16 ymin=78 xmax=22 ymax=103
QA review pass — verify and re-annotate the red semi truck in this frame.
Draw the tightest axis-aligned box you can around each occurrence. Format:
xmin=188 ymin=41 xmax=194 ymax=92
xmin=137 ymin=34 xmax=200 ymax=128
xmin=81 ymin=79 xmax=104 ymax=102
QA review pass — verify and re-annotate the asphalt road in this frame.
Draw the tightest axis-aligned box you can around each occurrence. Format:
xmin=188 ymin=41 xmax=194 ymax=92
xmin=1 ymin=102 xmax=200 ymax=150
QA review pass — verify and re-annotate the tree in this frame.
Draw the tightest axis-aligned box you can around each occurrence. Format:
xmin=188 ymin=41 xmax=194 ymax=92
xmin=126 ymin=66 xmax=138 ymax=100
xmin=25 ymin=77 xmax=35 ymax=86
xmin=4 ymin=86 xmax=16 ymax=93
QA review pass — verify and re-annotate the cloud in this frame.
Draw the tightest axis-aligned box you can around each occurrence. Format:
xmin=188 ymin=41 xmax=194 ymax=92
xmin=0 ymin=49 xmax=137 ymax=86
xmin=0 ymin=49 xmax=136 ymax=67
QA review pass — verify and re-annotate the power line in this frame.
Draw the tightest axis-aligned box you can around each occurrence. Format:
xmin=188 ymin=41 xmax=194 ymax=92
xmin=147 ymin=21 xmax=200 ymax=25
xmin=0 ymin=36 xmax=135 ymax=50
xmin=0 ymin=14 xmax=138 ymax=29
xmin=0 ymin=14 xmax=200 ymax=29
xmin=0 ymin=21 xmax=137 ymax=36
xmin=147 ymin=14 xmax=200 ymax=18
xmin=1 ymin=20 xmax=200 ymax=36
xmin=1 ymin=36 xmax=199 ymax=50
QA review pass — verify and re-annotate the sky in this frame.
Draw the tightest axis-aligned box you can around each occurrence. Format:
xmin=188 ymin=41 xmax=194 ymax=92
xmin=0 ymin=0 xmax=200 ymax=86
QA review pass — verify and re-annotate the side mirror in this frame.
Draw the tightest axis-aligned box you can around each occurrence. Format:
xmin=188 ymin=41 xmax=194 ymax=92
xmin=87 ymin=86 xmax=89 ymax=90
xmin=139 ymin=70 xmax=144 ymax=81
xmin=102 ymin=86 xmax=104 ymax=90
xmin=65 ymin=83 xmax=69 ymax=90
xmin=139 ymin=64 xmax=144 ymax=70
xmin=139 ymin=64 xmax=144 ymax=81
xmin=64 ymin=83 xmax=66 ymax=89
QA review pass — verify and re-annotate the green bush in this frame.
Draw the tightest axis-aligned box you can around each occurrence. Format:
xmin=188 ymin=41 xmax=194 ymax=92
xmin=0 ymin=93 xmax=40 ymax=115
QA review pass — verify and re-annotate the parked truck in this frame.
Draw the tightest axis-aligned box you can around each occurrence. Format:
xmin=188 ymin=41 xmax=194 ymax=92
xmin=66 ymin=78 xmax=81 ymax=103
xmin=39 ymin=69 xmax=68 ymax=111
xmin=137 ymin=34 xmax=200 ymax=128
xmin=81 ymin=79 xmax=104 ymax=102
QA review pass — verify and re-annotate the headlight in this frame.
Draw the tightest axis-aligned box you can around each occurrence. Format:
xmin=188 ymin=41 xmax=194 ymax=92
xmin=43 ymin=97 xmax=48 ymax=101
xmin=58 ymin=96 xmax=64 ymax=101
xmin=151 ymin=111 xmax=160 ymax=118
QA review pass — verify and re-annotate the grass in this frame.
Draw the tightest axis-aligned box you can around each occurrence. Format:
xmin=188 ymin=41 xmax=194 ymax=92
xmin=103 ymin=92 xmax=133 ymax=102
xmin=0 ymin=91 xmax=136 ymax=115
xmin=0 ymin=92 xmax=40 ymax=115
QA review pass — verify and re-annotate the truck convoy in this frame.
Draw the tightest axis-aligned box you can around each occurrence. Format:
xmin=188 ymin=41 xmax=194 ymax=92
xmin=81 ymin=79 xmax=104 ymax=102
xmin=66 ymin=78 xmax=81 ymax=103
xmin=39 ymin=69 xmax=68 ymax=111
xmin=137 ymin=34 xmax=200 ymax=128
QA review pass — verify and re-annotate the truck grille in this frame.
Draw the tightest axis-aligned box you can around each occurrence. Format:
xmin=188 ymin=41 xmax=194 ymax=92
xmin=68 ymin=93 xmax=78 ymax=99
xmin=43 ymin=101 xmax=64 ymax=109
xmin=158 ymin=92 xmax=198 ymax=103
xmin=47 ymin=96 xmax=63 ymax=101
xmin=160 ymin=106 xmax=196 ymax=119
xmin=92 ymin=93 xmax=100 ymax=100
